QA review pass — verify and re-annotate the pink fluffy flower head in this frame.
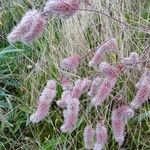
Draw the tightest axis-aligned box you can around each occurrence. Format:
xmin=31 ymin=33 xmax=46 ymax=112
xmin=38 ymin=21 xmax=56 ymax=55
xmin=71 ymin=79 xmax=83 ymax=98
xmin=93 ymin=121 xmax=107 ymax=150
xmin=88 ymin=77 xmax=102 ymax=97
xmin=60 ymin=76 xmax=73 ymax=90
xmin=99 ymin=62 xmax=118 ymax=78
xmin=44 ymin=0 xmax=81 ymax=18
xmin=111 ymin=116 xmax=125 ymax=146
xmin=121 ymin=52 xmax=139 ymax=68
xmin=113 ymin=105 xmax=135 ymax=121
xmin=89 ymin=38 xmax=117 ymax=67
xmin=60 ymin=55 xmax=81 ymax=71
xmin=84 ymin=125 xmax=95 ymax=150
xmin=7 ymin=10 xmax=46 ymax=43
xmin=30 ymin=80 xmax=56 ymax=123
xmin=60 ymin=98 xmax=79 ymax=133
xmin=81 ymin=78 xmax=92 ymax=93
xmin=130 ymin=77 xmax=150 ymax=109
xmin=91 ymin=76 xmax=117 ymax=107
xmin=57 ymin=90 xmax=72 ymax=108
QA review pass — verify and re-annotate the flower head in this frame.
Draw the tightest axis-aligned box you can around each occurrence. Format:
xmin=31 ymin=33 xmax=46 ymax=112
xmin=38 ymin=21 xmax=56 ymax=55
xmin=91 ymin=76 xmax=117 ymax=107
xmin=44 ymin=0 xmax=81 ymax=18
xmin=81 ymin=78 xmax=92 ymax=93
xmin=113 ymin=105 xmax=135 ymax=121
xmin=71 ymin=79 xmax=83 ymax=98
xmin=7 ymin=10 xmax=46 ymax=43
xmin=30 ymin=80 xmax=56 ymax=123
xmin=57 ymin=90 xmax=72 ymax=108
xmin=99 ymin=62 xmax=118 ymax=78
xmin=89 ymin=38 xmax=117 ymax=67
xmin=121 ymin=52 xmax=139 ymax=68
xmin=93 ymin=121 xmax=107 ymax=150
xmin=60 ymin=76 xmax=73 ymax=90
xmin=88 ymin=77 xmax=102 ymax=97
xmin=130 ymin=77 xmax=150 ymax=109
xmin=60 ymin=98 xmax=79 ymax=132
xmin=84 ymin=125 xmax=95 ymax=149
xmin=60 ymin=55 xmax=81 ymax=71
xmin=111 ymin=116 xmax=125 ymax=146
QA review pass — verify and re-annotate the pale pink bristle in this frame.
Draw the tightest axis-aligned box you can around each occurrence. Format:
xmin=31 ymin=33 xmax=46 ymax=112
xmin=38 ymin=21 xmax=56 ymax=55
xmin=99 ymin=62 xmax=118 ymax=78
xmin=71 ymin=79 xmax=83 ymax=98
xmin=93 ymin=122 xmax=107 ymax=150
xmin=111 ymin=116 xmax=125 ymax=146
xmin=88 ymin=77 xmax=102 ymax=97
xmin=113 ymin=106 xmax=135 ymax=121
xmin=60 ymin=55 xmax=81 ymax=71
xmin=7 ymin=10 xmax=46 ymax=43
xmin=84 ymin=125 xmax=95 ymax=149
xmin=130 ymin=78 xmax=150 ymax=109
xmin=57 ymin=90 xmax=72 ymax=108
xmin=44 ymin=0 xmax=81 ymax=18
xmin=60 ymin=98 xmax=79 ymax=132
xmin=30 ymin=80 xmax=56 ymax=123
xmin=91 ymin=77 xmax=117 ymax=106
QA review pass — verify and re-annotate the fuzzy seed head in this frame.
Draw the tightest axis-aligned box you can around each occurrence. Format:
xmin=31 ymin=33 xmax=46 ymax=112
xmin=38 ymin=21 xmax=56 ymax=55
xmin=71 ymin=79 xmax=83 ymax=98
xmin=7 ymin=10 xmax=46 ymax=43
xmin=81 ymin=78 xmax=92 ymax=93
xmin=30 ymin=80 xmax=56 ymax=123
xmin=98 ymin=38 xmax=117 ymax=52
xmin=99 ymin=62 xmax=118 ymax=77
xmin=111 ymin=117 xmax=125 ymax=146
xmin=60 ymin=98 xmax=79 ymax=132
xmin=89 ymin=38 xmax=117 ymax=67
xmin=121 ymin=52 xmax=139 ymax=68
xmin=130 ymin=78 xmax=150 ymax=109
xmin=91 ymin=77 xmax=117 ymax=107
xmin=113 ymin=106 xmax=135 ymax=121
xmin=30 ymin=101 xmax=49 ymax=123
xmin=57 ymin=90 xmax=72 ymax=108
xmin=88 ymin=77 xmax=102 ymax=97
xmin=93 ymin=122 xmax=107 ymax=150
xmin=60 ymin=55 xmax=81 ymax=71
xmin=44 ymin=0 xmax=80 ymax=18
xmin=84 ymin=125 xmax=95 ymax=149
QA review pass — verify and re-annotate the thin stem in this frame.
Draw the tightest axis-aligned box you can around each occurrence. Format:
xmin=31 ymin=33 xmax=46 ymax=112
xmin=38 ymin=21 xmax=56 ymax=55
xmin=74 ymin=8 xmax=150 ymax=33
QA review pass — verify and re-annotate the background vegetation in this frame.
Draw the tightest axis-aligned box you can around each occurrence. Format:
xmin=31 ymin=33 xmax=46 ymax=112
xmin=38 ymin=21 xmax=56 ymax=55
xmin=0 ymin=0 xmax=150 ymax=149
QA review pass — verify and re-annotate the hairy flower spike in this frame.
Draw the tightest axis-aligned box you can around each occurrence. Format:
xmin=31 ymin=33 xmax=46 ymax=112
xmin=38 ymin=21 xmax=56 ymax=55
xmin=99 ymin=62 xmax=118 ymax=78
xmin=60 ymin=55 xmax=81 ymax=71
xmin=57 ymin=90 xmax=72 ymax=108
xmin=60 ymin=76 xmax=73 ymax=90
xmin=89 ymin=38 xmax=117 ymax=67
xmin=44 ymin=0 xmax=81 ymax=18
xmin=111 ymin=105 xmax=134 ymax=146
xmin=93 ymin=122 xmax=107 ymax=150
xmin=113 ymin=106 xmax=135 ymax=121
xmin=7 ymin=10 xmax=46 ymax=43
xmin=30 ymin=80 xmax=56 ymax=123
xmin=130 ymin=78 xmax=150 ymax=109
xmin=121 ymin=52 xmax=139 ymax=68
xmin=111 ymin=116 xmax=125 ymax=146
xmin=81 ymin=78 xmax=92 ymax=93
xmin=88 ymin=77 xmax=102 ymax=97
xmin=60 ymin=98 xmax=80 ymax=132
xmin=71 ymin=79 xmax=83 ymax=98
xmin=91 ymin=76 xmax=117 ymax=106
xmin=84 ymin=125 xmax=95 ymax=150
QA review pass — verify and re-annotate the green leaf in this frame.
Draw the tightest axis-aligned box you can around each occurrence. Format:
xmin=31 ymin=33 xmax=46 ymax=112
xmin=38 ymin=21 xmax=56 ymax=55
xmin=0 ymin=46 xmax=25 ymax=58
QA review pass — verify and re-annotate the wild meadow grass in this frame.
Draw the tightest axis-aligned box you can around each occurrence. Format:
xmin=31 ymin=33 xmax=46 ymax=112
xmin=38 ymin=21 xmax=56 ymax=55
xmin=0 ymin=0 xmax=150 ymax=149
